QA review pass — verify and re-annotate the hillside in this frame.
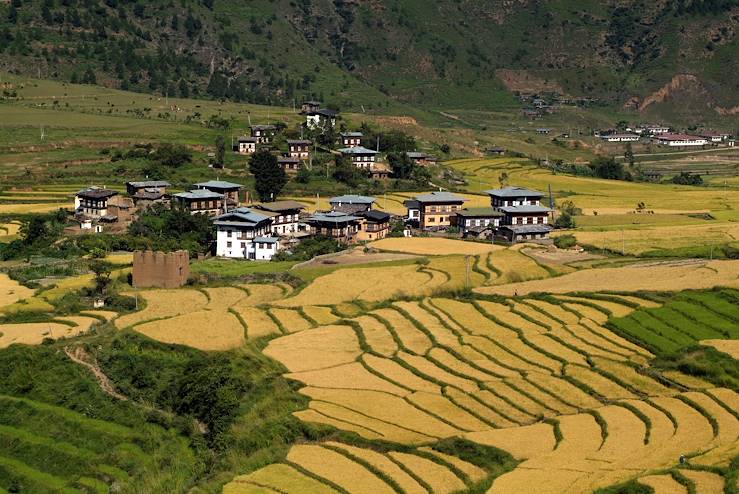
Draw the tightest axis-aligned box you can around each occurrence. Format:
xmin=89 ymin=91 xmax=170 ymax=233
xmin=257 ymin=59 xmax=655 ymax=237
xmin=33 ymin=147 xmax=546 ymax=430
xmin=0 ymin=0 xmax=737 ymax=121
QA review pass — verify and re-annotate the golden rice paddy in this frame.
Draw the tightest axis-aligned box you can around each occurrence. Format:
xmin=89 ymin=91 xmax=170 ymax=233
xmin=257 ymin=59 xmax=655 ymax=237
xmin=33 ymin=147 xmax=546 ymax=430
xmin=369 ymin=237 xmax=502 ymax=256
xmin=134 ymin=310 xmax=245 ymax=351
xmin=0 ymin=274 xmax=34 ymax=308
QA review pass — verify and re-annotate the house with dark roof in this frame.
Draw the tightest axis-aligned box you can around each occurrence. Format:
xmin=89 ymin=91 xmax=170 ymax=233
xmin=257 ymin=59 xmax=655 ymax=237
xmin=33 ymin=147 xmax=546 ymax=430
xmin=329 ymin=195 xmax=376 ymax=214
xmin=194 ymin=180 xmax=243 ymax=205
xmin=452 ymin=207 xmax=503 ymax=238
xmin=173 ymin=189 xmax=226 ymax=216
xmin=236 ymin=136 xmax=257 ymax=154
xmin=75 ymin=187 xmax=119 ymax=218
xmin=340 ymin=132 xmax=363 ymax=148
xmin=287 ymin=139 xmax=312 ymax=159
xmin=277 ymin=156 xmax=301 ymax=173
xmin=356 ymin=210 xmax=391 ymax=241
xmin=306 ymin=109 xmax=338 ymax=130
xmin=212 ymin=207 xmax=278 ymax=259
xmin=253 ymin=200 xmax=306 ymax=236
xmin=305 ymin=211 xmax=361 ymax=243
xmin=408 ymin=191 xmax=467 ymax=230
xmin=405 ymin=151 xmax=434 ymax=166
xmin=125 ymin=180 xmax=171 ymax=197
xmin=250 ymin=124 xmax=277 ymax=144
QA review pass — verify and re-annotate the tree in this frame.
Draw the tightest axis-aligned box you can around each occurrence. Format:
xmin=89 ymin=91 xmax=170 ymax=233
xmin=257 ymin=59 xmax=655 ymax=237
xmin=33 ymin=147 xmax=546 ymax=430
xmin=332 ymin=154 xmax=361 ymax=187
xmin=295 ymin=166 xmax=311 ymax=184
xmin=440 ymin=144 xmax=450 ymax=154
xmin=498 ymin=171 xmax=509 ymax=187
xmin=388 ymin=152 xmax=414 ymax=180
xmin=624 ymin=142 xmax=635 ymax=168
xmin=89 ymin=260 xmax=113 ymax=297
xmin=590 ymin=156 xmax=626 ymax=180
xmin=672 ymin=172 xmax=703 ymax=185
xmin=178 ymin=79 xmax=189 ymax=98
xmin=214 ymin=135 xmax=226 ymax=168
xmin=151 ymin=144 xmax=192 ymax=168
xmin=249 ymin=150 xmax=287 ymax=202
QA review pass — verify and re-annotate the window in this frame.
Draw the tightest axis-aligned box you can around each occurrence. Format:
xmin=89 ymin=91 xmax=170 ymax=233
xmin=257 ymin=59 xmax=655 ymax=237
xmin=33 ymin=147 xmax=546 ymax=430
xmin=428 ymin=217 xmax=435 ymax=223
xmin=226 ymin=241 xmax=232 ymax=248
xmin=227 ymin=230 xmax=232 ymax=237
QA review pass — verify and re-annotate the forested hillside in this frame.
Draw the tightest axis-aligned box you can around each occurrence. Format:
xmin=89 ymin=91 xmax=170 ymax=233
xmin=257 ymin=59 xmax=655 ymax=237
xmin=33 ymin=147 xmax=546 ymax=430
xmin=0 ymin=0 xmax=737 ymax=117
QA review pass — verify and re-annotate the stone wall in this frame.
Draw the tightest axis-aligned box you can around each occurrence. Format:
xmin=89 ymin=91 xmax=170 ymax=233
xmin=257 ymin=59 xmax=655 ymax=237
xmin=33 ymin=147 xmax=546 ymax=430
xmin=132 ymin=250 xmax=189 ymax=288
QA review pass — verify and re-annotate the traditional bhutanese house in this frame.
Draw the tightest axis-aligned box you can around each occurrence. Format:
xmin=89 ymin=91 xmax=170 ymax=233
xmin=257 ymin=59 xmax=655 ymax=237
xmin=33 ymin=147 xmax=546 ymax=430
xmin=75 ymin=187 xmax=118 ymax=217
xmin=369 ymin=163 xmax=391 ymax=181
xmin=497 ymin=223 xmax=553 ymax=243
xmin=356 ymin=210 xmax=391 ymax=241
xmin=653 ymin=133 xmax=708 ymax=147
xmin=339 ymin=146 xmax=378 ymax=170
xmin=329 ymin=194 xmax=375 ymax=214
xmin=250 ymin=124 xmax=277 ymax=144
xmin=194 ymin=180 xmax=243 ymax=206
xmin=301 ymin=100 xmax=321 ymax=114
xmin=252 ymin=200 xmax=305 ymax=236
xmin=277 ymin=156 xmax=301 ymax=173
xmin=212 ymin=207 xmax=278 ymax=260
xmin=486 ymin=147 xmax=506 ymax=156
xmin=698 ymin=131 xmax=730 ymax=143
xmin=404 ymin=199 xmax=421 ymax=224
xmin=486 ymin=186 xmax=544 ymax=209
xmin=305 ymin=211 xmax=360 ymax=243
xmin=340 ymin=131 xmax=363 ymax=148
xmin=411 ymin=191 xmax=467 ymax=230
xmin=452 ymin=207 xmax=504 ymax=238
xmin=306 ymin=109 xmax=338 ymax=129
xmin=485 ymin=186 xmax=552 ymax=242
xmin=126 ymin=180 xmax=170 ymax=197
xmin=173 ymin=189 xmax=225 ymax=216
xmin=406 ymin=151 xmax=430 ymax=165
xmin=236 ymin=136 xmax=257 ymax=154
xmin=287 ymin=139 xmax=311 ymax=159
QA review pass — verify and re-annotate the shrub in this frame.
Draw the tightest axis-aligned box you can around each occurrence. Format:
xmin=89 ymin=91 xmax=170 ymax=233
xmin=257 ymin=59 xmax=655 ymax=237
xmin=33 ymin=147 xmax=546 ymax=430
xmin=554 ymin=234 xmax=577 ymax=249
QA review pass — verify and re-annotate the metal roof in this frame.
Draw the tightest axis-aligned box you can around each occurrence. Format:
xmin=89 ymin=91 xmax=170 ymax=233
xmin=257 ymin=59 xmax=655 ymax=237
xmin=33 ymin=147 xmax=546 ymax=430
xmin=126 ymin=180 xmax=171 ymax=188
xmin=499 ymin=205 xmax=552 ymax=213
xmin=277 ymin=156 xmax=300 ymax=163
xmin=455 ymin=207 xmax=503 ymax=217
xmin=213 ymin=207 xmax=271 ymax=225
xmin=253 ymin=236 xmax=279 ymax=243
xmin=499 ymin=224 xmax=553 ymax=234
xmin=339 ymin=146 xmax=378 ymax=155
xmin=330 ymin=194 xmax=376 ymax=204
xmin=237 ymin=136 xmax=257 ymax=142
xmin=76 ymin=187 xmax=118 ymax=199
xmin=341 ymin=132 xmax=363 ymax=137
xmin=413 ymin=191 xmax=466 ymax=203
xmin=174 ymin=189 xmax=224 ymax=200
xmin=358 ymin=210 xmax=391 ymax=222
xmin=308 ymin=211 xmax=360 ymax=224
xmin=254 ymin=201 xmax=306 ymax=212
xmin=484 ymin=186 xmax=544 ymax=198
xmin=251 ymin=124 xmax=276 ymax=130
xmin=195 ymin=180 xmax=244 ymax=190
xmin=286 ymin=139 xmax=312 ymax=145
xmin=406 ymin=151 xmax=427 ymax=158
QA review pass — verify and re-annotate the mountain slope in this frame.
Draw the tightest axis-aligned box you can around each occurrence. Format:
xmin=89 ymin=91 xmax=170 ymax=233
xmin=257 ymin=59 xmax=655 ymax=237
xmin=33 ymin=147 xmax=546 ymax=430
xmin=0 ymin=0 xmax=736 ymax=118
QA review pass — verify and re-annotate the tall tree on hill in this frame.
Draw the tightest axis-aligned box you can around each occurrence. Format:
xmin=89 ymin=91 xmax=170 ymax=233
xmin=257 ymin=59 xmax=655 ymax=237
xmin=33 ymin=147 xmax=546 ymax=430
xmin=249 ymin=150 xmax=287 ymax=202
xmin=388 ymin=152 xmax=414 ymax=180
xmin=214 ymin=135 xmax=226 ymax=169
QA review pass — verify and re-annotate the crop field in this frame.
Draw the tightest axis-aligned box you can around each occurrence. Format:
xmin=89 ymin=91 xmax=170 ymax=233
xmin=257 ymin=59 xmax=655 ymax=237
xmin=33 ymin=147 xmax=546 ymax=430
xmin=0 ymin=320 xmax=93 ymax=348
xmin=0 ymin=274 xmax=34 ymax=308
xmin=370 ymin=237 xmax=502 ymax=256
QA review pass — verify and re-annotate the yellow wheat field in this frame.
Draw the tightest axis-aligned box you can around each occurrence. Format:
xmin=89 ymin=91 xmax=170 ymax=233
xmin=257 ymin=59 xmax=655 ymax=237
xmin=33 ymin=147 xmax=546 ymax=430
xmin=489 ymin=249 xmax=551 ymax=284
xmin=479 ymin=259 xmax=739 ymax=296
xmin=0 ymin=274 xmax=34 ymax=308
xmin=285 ymin=362 xmax=407 ymax=396
xmin=302 ymin=305 xmax=339 ymax=325
xmin=264 ymin=325 xmax=362 ymax=373
xmin=231 ymin=306 xmax=280 ymax=338
xmin=0 ymin=203 xmax=72 ymax=214
xmin=237 ymin=283 xmax=286 ymax=305
xmin=370 ymin=237 xmax=503 ymax=256
xmin=354 ymin=316 xmax=397 ymax=357
xmin=223 ymin=464 xmax=338 ymax=494
xmin=203 ymin=287 xmax=247 ymax=311
xmin=680 ymin=470 xmax=725 ymax=493
xmin=361 ymin=354 xmax=439 ymax=393
xmin=372 ymin=308 xmax=432 ymax=354
xmin=637 ymin=474 xmax=687 ymax=494
xmin=115 ymin=289 xmax=208 ymax=329
xmin=701 ymin=339 xmax=739 ymax=359
xmin=134 ymin=310 xmax=245 ymax=350
xmin=388 ymin=451 xmax=466 ymax=493
xmin=0 ymin=321 xmax=86 ymax=348
xmin=269 ymin=308 xmax=313 ymax=333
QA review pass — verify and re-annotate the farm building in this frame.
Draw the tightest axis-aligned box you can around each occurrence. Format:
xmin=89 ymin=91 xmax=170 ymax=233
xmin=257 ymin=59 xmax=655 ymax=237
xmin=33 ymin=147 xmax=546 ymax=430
xmin=486 ymin=186 xmax=544 ymax=208
xmin=653 ymin=134 xmax=708 ymax=147
xmin=236 ymin=136 xmax=257 ymax=155
xmin=698 ymin=131 xmax=731 ymax=143
xmin=330 ymin=195 xmax=376 ymax=214
xmin=486 ymin=186 xmax=552 ymax=242
xmin=277 ymin=156 xmax=301 ymax=173
xmin=212 ymin=207 xmax=279 ymax=260
xmin=408 ymin=191 xmax=467 ymax=230
xmin=194 ymin=180 xmax=243 ymax=206
xmin=406 ymin=151 xmax=435 ymax=165
xmin=287 ymin=139 xmax=311 ymax=159
xmin=497 ymin=223 xmax=553 ymax=243
xmin=369 ymin=163 xmax=391 ymax=180
xmin=305 ymin=211 xmax=360 ymax=243
xmin=341 ymin=131 xmax=363 ymax=147
xmin=253 ymin=201 xmax=306 ymax=237
xmin=75 ymin=187 xmax=118 ymax=218
xmin=599 ymin=133 xmax=639 ymax=142
xmin=173 ymin=189 xmax=225 ymax=216
xmin=356 ymin=210 xmax=391 ymax=241
xmin=306 ymin=109 xmax=338 ymax=129
xmin=339 ymin=146 xmax=379 ymax=170
xmin=250 ymin=124 xmax=277 ymax=144
xmin=126 ymin=180 xmax=170 ymax=197
xmin=452 ymin=207 xmax=503 ymax=238
xmin=642 ymin=125 xmax=670 ymax=135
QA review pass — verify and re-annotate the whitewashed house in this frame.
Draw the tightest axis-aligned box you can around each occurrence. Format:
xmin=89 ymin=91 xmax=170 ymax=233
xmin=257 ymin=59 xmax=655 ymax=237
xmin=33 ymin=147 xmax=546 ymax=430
xmin=654 ymin=134 xmax=708 ymax=147
xmin=237 ymin=136 xmax=257 ymax=154
xmin=212 ymin=208 xmax=279 ymax=260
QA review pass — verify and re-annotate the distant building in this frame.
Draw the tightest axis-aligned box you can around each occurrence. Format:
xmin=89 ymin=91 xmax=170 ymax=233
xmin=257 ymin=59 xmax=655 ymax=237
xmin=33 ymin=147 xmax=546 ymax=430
xmin=599 ymin=133 xmax=640 ymax=142
xmin=330 ymin=194 xmax=375 ymax=214
xmin=355 ymin=210 xmax=391 ymax=242
xmin=306 ymin=109 xmax=338 ymax=130
xmin=340 ymin=132 xmax=363 ymax=148
xmin=253 ymin=200 xmax=305 ymax=236
xmin=194 ymin=180 xmax=243 ymax=206
xmin=173 ymin=189 xmax=225 ymax=216
xmin=369 ymin=164 xmax=391 ymax=181
xmin=287 ymin=139 xmax=311 ymax=159
xmin=75 ymin=187 xmax=118 ymax=217
xmin=643 ymin=125 xmax=670 ymax=135
xmin=126 ymin=180 xmax=170 ymax=197
xmin=277 ymin=156 xmax=301 ymax=174
xmin=698 ymin=131 xmax=731 ymax=143
xmin=339 ymin=146 xmax=379 ymax=170
xmin=406 ymin=151 xmax=431 ymax=165
xmin=236 ymin=136 xmax=257 ymax=155
xmin=306 ymin=211 xmax=360 ymax=243
xmin=536 ymin=128 xmax=552 ymax=135
xmin=485 ymin=186 xmax=551 ymax=242
xmin=653 ymin=134 xmax=708 ymax=147
xmin=452 ymin=207 xmax=503 ymax=237
xmin=212 ymin=207 xmax=278 ymax=259
xmin=409 ymin=191 xmax=467 ymax=230
xmin=250 ymin=124 xmax=277 ymax=144
xmin=486 ymin=147 xmax=506 ymax=156
xmin=301 ymin=101 xmax=322 ymax=114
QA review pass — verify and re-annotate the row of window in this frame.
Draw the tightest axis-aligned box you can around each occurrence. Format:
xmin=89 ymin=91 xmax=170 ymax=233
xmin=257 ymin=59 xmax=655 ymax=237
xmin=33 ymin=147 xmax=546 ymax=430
xmin=351 ymin=155 xmax=376 ymax=162
xmin=425 ymin=205 xmax=460 ymax=213
xmin=225 ymin=241 xmax=275 ymax=250
xmin=511 ymin=216 xmax=547 ymax=225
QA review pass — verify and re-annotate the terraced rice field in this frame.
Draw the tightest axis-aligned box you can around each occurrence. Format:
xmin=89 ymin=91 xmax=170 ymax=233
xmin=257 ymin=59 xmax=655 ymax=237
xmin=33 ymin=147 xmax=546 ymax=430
xmin=250 ymin=290 xmax=739 ymax=492
xmin=370 ymin=237 xmax=502 ymax=256
xmin=0 ymin=274 xmax=33 ymax=308
xmin=0 ymin=318 xmax=99 ymax=348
